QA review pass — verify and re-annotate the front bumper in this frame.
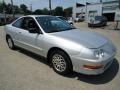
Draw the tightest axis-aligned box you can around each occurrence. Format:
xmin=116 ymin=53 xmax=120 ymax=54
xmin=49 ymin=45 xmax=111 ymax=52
xmin=70 ymin=53 xmax=116 ymax=75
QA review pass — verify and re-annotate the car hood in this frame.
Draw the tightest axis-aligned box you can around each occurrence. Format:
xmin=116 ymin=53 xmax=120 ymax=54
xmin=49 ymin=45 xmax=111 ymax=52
xmin=50 ymin=29 xmax=108 ymax=49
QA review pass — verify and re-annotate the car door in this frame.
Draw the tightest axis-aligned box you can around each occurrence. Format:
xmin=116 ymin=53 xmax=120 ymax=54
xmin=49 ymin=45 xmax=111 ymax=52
xmin=16 ymin=17 xmax=44 ymax=55
xmin=10 ymin=17 xmax=24 ymax=44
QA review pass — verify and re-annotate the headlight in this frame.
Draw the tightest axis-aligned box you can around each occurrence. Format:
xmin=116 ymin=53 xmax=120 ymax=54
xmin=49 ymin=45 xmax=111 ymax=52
xmin=79 ymin=48 xmax=105 ymax=60
xmin=94 ymin=49 xmax=104 ymax=58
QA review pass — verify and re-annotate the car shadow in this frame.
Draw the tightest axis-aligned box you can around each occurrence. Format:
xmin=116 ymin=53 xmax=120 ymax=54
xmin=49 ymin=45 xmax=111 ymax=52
xmin=88 ymin=25 xmax=108 ymax=29
xmin=65 ymin=58 xmax=119 ymax=85
xmin=16 ymin=48 xmax=49 ymax=66
xmin=15 ymin=48 xmax=119 ymax=85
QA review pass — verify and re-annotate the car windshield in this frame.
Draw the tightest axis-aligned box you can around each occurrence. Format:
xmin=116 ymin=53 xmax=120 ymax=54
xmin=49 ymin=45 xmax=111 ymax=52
xmin=36 ymin=16 xmax=75 ymax=33
xmin=58 ymin=17 xmax=67 ymax=21
xmin=95 ymin=16 xmax=104 ymax=20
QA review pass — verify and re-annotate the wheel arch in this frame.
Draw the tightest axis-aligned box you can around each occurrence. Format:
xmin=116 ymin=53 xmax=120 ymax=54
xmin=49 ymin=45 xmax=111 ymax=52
xmin=6 ymin=34 xmax=11 ymax=41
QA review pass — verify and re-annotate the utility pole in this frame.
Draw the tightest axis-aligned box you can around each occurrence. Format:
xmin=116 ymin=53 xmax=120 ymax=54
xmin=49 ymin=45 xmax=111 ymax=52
xmin=119 ymin=0 xmax=120 ymax=9
xmin=30 ymin=4 xmax=32 ymax=14
xmin=100 ymin=0 xmax=103 ymax=14
xmin=49 ymin=0 xmax=51 ymax=15
xmin=115 ymin=0 xmax=120 ymax=30
xmin=11 ymin=0 xmax=15 ymax=19
xmin=100 ymin=0 xmax=102 ymax=3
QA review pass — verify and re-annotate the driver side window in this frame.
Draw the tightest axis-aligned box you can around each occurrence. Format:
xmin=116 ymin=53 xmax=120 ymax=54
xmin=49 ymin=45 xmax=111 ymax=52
xmin=21 ymin=17 xmax=39 ymax=31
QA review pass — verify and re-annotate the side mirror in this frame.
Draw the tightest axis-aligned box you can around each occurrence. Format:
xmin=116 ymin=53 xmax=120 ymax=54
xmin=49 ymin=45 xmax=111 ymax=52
xmin=28 ymin=28 xmax=39 ymax=33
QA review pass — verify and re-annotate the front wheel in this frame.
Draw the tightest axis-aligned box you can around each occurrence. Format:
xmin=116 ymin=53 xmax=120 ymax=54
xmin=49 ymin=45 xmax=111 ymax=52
xmin=50 ymin=50 xmax=72 ymax=75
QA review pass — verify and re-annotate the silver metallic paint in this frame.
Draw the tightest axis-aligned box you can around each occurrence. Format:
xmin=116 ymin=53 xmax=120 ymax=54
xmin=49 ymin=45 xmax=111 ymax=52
xmin=5 ymin=15 xmax=117 ymax=75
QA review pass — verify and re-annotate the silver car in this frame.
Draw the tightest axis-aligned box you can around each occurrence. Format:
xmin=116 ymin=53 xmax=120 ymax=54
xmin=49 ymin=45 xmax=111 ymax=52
xmin=5 ymin=15 xmax=117 ymax=75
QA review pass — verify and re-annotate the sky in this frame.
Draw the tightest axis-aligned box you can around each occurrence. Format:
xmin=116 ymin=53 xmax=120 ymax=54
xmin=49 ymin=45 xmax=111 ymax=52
xmin=0 ymin=0 xmax=113 ymax=10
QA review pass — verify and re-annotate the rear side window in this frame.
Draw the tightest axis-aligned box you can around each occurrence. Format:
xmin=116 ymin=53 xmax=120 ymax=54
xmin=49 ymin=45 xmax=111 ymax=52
xmin=12 ymin=18 xmax=23 ymax=28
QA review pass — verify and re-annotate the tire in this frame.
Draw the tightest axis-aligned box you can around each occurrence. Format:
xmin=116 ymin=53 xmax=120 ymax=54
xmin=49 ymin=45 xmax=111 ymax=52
xmin=70 ymin=23 xmax=73 ymax=25
xmin=6 ymin=36 xmax=15 ymax=50
xmin=88 ymin=23 xmax=91 ymax=27
xmin=50 ymin=50 xmax=72 ymax=75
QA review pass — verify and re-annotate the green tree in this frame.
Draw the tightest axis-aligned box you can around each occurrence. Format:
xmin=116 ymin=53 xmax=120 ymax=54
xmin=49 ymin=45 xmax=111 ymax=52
xmin=20 ymin=4 xmax=28 ymax=15
xmin=26 ymin=10 xmax=32 ymax=15
xmin=54 ymin=6 xmax=64 ymax=16
xmin=64 ymin=7 xmax=72 ymax=17
xmin=51 ymin=9 xmax=55 ymax=15
xmin=42 ymin=8 xmax=49 ymax=15
xmin=0 ymin=2 xmax=21 ymax=14
xmin=33 ymin=9 xmax=43 ymax=15
xmin=13 ymin=5 xmax=20 ymax=14
xmin=6 ymin=3 xmax=12 ymax=14
xmin=0 ymin=2 xmax=6 ymax=13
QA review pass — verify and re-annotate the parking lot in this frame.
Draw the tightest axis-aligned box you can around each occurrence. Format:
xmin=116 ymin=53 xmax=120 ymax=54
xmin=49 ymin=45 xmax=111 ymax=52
xmin=0 ymin=23 xmax=120 ymax=90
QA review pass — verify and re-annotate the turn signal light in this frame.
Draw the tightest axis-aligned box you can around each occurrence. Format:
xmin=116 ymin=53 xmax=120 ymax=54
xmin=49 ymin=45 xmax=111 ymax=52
xmin=83 ymin=65 xmax=103 ymax=69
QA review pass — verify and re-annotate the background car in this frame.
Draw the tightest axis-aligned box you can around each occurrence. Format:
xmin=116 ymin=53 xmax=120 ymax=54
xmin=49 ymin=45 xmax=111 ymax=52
xmin=74 ymin=16 xmax=85 ymax=22
xmin=88 ymin=16 xmax=107 ymax=27
xmin=56 ymin=16 xmax=73 ymax=25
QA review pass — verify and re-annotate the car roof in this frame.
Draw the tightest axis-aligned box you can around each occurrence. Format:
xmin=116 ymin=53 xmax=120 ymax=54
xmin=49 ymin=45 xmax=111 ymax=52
xmin=56 ymin=16 xmax=64 ymax=18
xmin=21 ymin=15 xmax=52 ymax=18
xmin=11 ymin=15 xmax=53 ymax=24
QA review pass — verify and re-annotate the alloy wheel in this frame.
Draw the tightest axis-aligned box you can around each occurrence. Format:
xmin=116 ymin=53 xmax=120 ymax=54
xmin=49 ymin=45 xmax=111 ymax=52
xmin=52 ymin=54 xmax=66 ymax=72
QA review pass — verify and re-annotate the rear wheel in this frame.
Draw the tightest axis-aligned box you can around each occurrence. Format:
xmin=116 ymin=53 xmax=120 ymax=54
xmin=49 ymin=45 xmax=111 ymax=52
xmin=70 ymin=23 xmax=73 ymax=25
xmin=50 ymin=50 xmax=72 ymax=75
xmin=6 ymin=36 xmax=15 ymax=50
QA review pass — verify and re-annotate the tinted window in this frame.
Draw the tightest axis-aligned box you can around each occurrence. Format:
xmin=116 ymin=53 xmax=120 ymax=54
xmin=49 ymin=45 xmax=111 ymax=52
xmin=12 ymin=18 xmax=23 ymax=28
xmin=21 ymin=17 xmax=39 ymax=31
xmin=36 ymin=16 xmax=75 ymax=33
xmin=58 ymin=17 xmax=67 ymax=21
xmin=95 ymin=16 xmax=103 ymax=20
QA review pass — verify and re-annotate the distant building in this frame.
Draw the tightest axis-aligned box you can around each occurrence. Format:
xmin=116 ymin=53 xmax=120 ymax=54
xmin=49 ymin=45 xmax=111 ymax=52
xmin=72 ymin=3 xmax=86 ymax=21
xmin=102 ymin=0 xmax=119 ymax=21
xmin=73 ymin=0 xmax=119 ymax=21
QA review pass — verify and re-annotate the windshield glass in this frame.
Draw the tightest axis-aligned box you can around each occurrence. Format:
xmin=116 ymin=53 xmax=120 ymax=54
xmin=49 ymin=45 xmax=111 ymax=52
xmin=36 ymin=16 xmax=75 ymax=33
xmin=95 ymin=16 xmax=103 ymax=20
xmin=58 ymin=17 xmax=67 ymax=21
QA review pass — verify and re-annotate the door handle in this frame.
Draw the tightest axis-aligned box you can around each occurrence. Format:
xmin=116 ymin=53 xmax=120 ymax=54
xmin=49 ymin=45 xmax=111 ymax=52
xmin=18 ymin=32 xmax=22 ymax=33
